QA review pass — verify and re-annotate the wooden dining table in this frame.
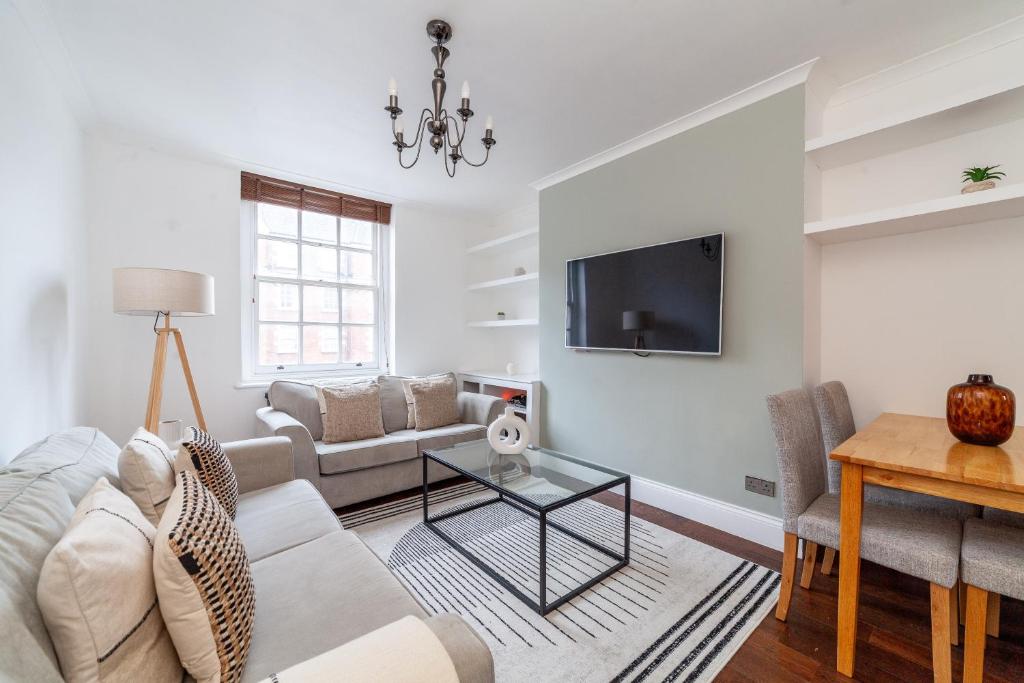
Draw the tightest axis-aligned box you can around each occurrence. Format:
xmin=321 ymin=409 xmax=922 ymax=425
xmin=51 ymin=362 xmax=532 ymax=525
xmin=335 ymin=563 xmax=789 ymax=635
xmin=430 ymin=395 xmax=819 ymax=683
xmin=829 ymin=412 xmax=1024 ymax=679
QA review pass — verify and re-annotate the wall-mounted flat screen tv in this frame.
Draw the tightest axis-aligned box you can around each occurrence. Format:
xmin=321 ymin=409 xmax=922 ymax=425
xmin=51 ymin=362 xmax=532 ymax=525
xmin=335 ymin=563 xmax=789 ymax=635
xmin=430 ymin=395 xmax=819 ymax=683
xmin=565 ymin=233 xmax=724 ymax=355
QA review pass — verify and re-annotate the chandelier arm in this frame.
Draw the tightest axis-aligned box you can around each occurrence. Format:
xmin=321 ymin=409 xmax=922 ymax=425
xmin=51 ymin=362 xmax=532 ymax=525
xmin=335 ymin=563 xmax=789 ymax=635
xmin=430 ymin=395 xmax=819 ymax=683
xmin=445 ymin=115 xmax=470 ymax=150
xmin=460 ymin=145 xmax=491 ymax=168
xmin=394 ymin=108 xmax=434 ymax=149
xmin=442 ymin=146 xmax=457 ymax=178
xmin=397 ymin=115 xmax=432 ymax=169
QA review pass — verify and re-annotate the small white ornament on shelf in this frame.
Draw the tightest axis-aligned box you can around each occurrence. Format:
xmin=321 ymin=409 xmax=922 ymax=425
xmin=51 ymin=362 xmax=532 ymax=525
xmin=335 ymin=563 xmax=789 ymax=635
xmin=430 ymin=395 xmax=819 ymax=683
xmin=487 ymin=406 xmax=531 ymax=455
xmin=513 ymin=266 xmax=526 ymax=276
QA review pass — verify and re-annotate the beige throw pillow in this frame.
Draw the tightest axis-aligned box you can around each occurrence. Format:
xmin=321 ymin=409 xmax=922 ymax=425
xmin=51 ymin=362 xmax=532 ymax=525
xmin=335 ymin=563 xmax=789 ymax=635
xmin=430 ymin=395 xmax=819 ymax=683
xmin=37 ymin=477 xmax=183 ymax=683
xmin=322 ymin=382 xmax=386 ymax=443
xmin=154 ymin=470 xmax=255 ymax=683
xmin=410 ymin=377 xmax=460 ymax=431
xmin=401 ymin=372 xmax=457 ymax=429
xmin=118 ymin=427 xmax=176 ymax=526
xmin=176 ymin=426 xmax=239 ymax=518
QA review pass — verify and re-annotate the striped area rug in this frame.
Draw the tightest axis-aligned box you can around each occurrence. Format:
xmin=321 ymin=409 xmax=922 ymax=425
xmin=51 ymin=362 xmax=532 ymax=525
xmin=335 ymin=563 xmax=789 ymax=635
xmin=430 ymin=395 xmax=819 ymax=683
xmin=340 ymin=480 xmax=779 ymax=682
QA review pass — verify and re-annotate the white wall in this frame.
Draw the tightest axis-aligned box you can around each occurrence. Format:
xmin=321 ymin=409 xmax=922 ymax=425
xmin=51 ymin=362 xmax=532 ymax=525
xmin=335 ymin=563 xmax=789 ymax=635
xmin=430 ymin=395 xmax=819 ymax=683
xmin=820 ymin=216 xmax=1024 ymax=428
xmin=391 ymin=206 xmax=472 ymax=376
xmin=82 ymin=136 xmax=476 ymax=445
xmin=0 ymin=3 xmax=86 ymax=462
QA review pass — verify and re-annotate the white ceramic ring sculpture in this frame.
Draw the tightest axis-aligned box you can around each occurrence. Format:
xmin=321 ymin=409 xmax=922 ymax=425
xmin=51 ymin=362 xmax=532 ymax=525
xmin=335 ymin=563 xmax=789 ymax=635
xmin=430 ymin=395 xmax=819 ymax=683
xmin=487 ymin=406 xmax=531 ymax=455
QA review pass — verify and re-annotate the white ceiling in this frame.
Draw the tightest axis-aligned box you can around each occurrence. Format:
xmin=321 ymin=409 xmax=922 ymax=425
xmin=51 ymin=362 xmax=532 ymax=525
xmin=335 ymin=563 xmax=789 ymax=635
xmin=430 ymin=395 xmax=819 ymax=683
xmin=44 ymin=0 xmax=1024 ymax=217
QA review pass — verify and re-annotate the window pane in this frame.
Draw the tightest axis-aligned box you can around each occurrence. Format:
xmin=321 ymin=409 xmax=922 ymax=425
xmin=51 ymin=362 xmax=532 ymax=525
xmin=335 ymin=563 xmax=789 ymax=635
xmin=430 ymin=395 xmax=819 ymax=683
xmin=302 ymin=244 xmax=339 ymax=282
xmin=341 ymin=289 xmax=374 ymax=324
xmin=303 ymin=325 xmax=339 ymax=365
xmin=257 ymin=239 xmax=298 ymax=278
xmin=303 ymin=285 xmax=338 ymax=323
xmin=258 ymin=282 xmax=299 ymax=322
xmin=339 ymin=219 xmax=373 ymax=249
xmin=258 ymin=204 xmax=298 ymax=238
xmin=302 ymin=211 xmax=337 ymax=244
xmin=340 ymin=250 xmax=374 ymax=285
xmin=342 ymin=326 xmax=375 ymax=364
xmin=258 ymin=324 xmax=298 ymax=366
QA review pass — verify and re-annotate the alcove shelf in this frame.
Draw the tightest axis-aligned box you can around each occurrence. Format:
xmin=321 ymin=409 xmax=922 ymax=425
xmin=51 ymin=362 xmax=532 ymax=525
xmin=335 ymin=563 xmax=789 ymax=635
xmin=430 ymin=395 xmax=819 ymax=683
xmin=805 ymin=182 xmax=1024 ymax=244
xmin=806 ymin=76 xmax=1024 ymax=170
xmin=467 ymin=318 xmax=539 ymax=328
xmin=465 ymin=226 xmax=539 ymax=254
xmin=467 ymin=272 xmax=538 ymax=291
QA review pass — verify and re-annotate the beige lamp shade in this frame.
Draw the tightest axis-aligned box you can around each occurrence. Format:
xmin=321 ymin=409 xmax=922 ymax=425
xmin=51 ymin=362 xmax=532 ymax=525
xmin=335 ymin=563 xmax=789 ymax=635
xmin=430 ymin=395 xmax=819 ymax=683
xmin=113 ymin=268 xmax=215 ymax=316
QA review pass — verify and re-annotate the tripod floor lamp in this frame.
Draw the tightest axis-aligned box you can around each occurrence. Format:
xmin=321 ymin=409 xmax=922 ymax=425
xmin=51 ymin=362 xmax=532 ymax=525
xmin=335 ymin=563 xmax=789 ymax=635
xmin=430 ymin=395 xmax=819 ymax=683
xmin=113 ymin=267 xmax=214 ymax=434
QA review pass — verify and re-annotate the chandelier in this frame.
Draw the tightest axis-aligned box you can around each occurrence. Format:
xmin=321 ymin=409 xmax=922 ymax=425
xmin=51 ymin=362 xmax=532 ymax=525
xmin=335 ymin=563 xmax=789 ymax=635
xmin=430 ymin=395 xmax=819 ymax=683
xmin=385 ymin=19 xmax=496 ymax=177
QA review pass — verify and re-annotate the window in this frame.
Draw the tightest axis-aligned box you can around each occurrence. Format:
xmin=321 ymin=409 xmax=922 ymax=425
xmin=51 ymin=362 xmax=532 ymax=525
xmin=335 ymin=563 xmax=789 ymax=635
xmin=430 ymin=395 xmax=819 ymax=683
xmin=243 ymin=201 xmax=389 ymax=379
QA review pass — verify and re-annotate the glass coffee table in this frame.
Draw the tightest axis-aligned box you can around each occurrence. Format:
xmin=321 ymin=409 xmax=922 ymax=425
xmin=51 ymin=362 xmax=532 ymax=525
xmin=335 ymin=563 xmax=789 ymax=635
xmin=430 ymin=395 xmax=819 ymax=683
xmin=422 ymin=439 xmax=630 ymax=615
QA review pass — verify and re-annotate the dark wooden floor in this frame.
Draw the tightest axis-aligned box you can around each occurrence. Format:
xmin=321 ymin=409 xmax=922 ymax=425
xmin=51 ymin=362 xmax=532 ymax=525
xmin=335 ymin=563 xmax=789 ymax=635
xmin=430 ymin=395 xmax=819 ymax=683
xmin=338 ymin=482 xmax=1024 ymax=682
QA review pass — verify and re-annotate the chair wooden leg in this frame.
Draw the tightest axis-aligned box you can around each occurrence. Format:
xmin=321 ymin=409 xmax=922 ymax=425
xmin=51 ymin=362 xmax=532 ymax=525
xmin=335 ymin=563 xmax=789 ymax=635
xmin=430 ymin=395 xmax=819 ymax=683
xmin=949 ymin=582 xmax=960 ymax=646
xmin=820 ymin=547 xmax=836 ymax=576
xmin=964 ymin=584 xmax=989 ymax=683
xmin=800 ymin=540 xmax=818 ymax=589
xmin=776 ymin=532 xmax=798 ymax=621
xmin=958 ymin=579 xmax=967 ymax=626
xmin=986 ymin=592 xmax=1000 ymax=638
xmin=929 ymin=583 xmax=953 ymax=683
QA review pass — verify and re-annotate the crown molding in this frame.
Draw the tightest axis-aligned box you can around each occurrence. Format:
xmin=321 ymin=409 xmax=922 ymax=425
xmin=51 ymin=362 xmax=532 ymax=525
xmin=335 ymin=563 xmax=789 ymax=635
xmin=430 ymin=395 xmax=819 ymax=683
xmin=529 ymin=58 xmax=818 ymax=192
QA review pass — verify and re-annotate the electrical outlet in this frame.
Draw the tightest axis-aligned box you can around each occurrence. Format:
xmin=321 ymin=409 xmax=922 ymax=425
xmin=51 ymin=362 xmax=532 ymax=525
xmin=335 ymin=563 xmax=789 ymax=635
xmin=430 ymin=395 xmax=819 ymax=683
xmin=745 ymin=475 xmax=776 ymax=497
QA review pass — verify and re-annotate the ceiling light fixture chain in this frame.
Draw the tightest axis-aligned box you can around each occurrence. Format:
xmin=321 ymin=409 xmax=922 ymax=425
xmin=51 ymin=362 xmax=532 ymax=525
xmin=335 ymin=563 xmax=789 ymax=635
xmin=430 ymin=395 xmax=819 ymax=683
xmin=385 ymin=19 xmax=495 ymax=177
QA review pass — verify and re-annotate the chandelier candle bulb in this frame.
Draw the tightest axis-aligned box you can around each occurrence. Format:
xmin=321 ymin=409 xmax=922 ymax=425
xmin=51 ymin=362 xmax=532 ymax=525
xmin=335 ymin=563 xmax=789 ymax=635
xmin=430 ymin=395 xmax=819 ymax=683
xmin=461 ymin=80 xmax=470 ymax=99
xmin=388 ymin=77 xmax=397 ymax=96
xmin=485 ymin=115 xmax=493 ymax=133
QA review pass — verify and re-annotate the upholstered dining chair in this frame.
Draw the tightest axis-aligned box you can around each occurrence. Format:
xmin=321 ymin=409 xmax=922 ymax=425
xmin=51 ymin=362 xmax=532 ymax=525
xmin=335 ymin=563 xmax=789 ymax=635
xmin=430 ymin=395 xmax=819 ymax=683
xmin=811 ymin=381 xmax=982 ymax=580
xmin=766 ymin=388 xmax=964 ymax=680
xmin=960 ymin=514 xmax=1024 ymax=682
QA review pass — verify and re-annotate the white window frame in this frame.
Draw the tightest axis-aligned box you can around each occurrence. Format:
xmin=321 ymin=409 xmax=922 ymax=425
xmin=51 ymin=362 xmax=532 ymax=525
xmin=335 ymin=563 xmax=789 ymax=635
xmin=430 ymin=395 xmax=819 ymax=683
xmin=240 ymin=200 xmax=390 ymax=382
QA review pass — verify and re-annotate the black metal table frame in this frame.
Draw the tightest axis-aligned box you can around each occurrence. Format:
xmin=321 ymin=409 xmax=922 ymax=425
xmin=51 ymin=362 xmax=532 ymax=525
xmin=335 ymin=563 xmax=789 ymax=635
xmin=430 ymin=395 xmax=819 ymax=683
xmin=422 ymin=450 xmax=631 ymax=615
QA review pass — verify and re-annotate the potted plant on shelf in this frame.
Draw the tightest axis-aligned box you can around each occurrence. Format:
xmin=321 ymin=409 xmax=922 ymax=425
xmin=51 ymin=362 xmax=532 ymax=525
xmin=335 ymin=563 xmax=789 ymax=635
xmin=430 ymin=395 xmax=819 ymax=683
xmin=961 ymin=165 xmax=1006 ymax=194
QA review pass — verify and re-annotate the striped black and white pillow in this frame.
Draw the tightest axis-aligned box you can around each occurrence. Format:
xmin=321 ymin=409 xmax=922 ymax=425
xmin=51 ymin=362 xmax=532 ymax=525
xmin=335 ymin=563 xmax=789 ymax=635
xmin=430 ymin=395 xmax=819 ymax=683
xmin=155 ymin=470 xmax=255 ymax=683
xmin=178 ymin=426 xmax=238 ymax=518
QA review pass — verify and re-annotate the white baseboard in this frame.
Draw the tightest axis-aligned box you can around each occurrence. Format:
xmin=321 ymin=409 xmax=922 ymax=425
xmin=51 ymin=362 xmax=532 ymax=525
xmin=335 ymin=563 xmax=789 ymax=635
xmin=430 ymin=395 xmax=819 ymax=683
xmin=629 ymin=476 xmax=785 ymax=552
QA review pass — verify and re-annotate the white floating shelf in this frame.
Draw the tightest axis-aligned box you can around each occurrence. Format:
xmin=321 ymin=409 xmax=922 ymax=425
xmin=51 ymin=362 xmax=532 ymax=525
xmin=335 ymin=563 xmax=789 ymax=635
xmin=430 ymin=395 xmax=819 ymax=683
xmin=467 ymin=318 xmax=539 ymax=328
xmin=466 ymin=227 xmax=539 ymax=254
xmin=806 ymin=77 xmax=1024 ymax=170
xmin=805 ymin=182 xmax=1024 ymax=244
xmin=467 ymin=272 xmax=538 ymax=291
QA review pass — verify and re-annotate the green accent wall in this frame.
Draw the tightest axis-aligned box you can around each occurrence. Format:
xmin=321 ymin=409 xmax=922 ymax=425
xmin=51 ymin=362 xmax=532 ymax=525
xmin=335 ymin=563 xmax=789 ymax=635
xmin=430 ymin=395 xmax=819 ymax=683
xmin=538 ymin=87 xmax=805 ymax=516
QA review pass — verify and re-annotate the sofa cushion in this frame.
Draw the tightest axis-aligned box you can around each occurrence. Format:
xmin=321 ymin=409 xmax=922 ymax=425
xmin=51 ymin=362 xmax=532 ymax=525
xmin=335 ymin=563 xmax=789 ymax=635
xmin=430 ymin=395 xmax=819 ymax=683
xmin=0 ymin=470 xmax=76 ymax=683
xmin=378 ymin=375 xmax=412 ymax=433
xmin=37 ymin=478 xmax=182 ymax=683
xmin=234 ymin=480 xmax=342 ymax=561
xmin=177 ymin=426 xmax=239 ymax=518
xmin=118 ymin=427 xmax=177 ymax=525
xmin=317 ymin=433 xmax=419 ymax=475
xmin=410 ymin=376 xmax=460 ymax=431
xmin=268 ymin=381 xmax=324 ymax=441
xmin=322 ymin=383 xmax=386 ymax=444
xmin=8 ymin=427 xmax=120 ymax=504
xmin=413 ymin=423 xmax=487 ymax=454
xmin=242 ymin=531 xmax=426 ymax=682
xmin=402 ymin=372 xmax=457 ymax=429
xmin=155 ymin=471 xmax=256 ymax=683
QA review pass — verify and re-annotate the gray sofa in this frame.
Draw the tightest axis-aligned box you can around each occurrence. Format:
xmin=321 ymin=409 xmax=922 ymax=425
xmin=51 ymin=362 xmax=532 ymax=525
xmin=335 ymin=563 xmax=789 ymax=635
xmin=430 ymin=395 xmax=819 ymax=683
xmin=0 ymin=427 xmax=493 ymax=682
xmin=257 ymin=376 xmax=505 ymax=509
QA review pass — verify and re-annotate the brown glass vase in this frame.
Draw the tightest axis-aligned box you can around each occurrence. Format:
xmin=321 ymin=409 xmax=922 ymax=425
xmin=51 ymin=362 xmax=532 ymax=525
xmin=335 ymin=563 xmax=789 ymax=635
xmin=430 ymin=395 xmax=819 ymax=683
xmin=946 ymin=374 xmax=1015 ymax=446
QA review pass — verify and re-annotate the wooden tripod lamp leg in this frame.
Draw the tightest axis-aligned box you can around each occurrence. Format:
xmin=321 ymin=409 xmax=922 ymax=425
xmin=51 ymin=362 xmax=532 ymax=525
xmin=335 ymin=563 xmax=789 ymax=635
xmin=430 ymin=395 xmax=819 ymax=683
xmin=145 ymin=326 xmax=170 ymax=433
xmin=172 ymin=328 xmax=207 ymax=431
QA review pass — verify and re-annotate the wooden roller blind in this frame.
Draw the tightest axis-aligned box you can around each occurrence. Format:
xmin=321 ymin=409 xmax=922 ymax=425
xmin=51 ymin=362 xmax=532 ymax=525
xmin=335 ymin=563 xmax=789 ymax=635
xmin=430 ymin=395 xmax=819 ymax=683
xmin=240 ymin=172 xmax=392 ymax=225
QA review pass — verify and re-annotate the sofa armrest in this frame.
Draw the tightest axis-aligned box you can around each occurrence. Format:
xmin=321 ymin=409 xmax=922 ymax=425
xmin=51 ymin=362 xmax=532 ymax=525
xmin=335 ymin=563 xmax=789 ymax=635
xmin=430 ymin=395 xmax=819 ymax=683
xmin=258 ymin=615 xmax=470 ymax=683
xmin=457 ymin=392 xmax=505 ymax=427
xmin=256 ymin=407 xmax=320 ymax=491
xmin=423 ymin=614 xmax=494 ymax=683
xmin=222 ymin=437 xmax=294 ymax=494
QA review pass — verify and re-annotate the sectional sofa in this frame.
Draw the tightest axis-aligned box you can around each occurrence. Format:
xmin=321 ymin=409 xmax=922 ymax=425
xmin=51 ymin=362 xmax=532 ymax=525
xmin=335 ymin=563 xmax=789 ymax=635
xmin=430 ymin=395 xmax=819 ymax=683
xmin=0 ymin=427 xmax=493 ymax=682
